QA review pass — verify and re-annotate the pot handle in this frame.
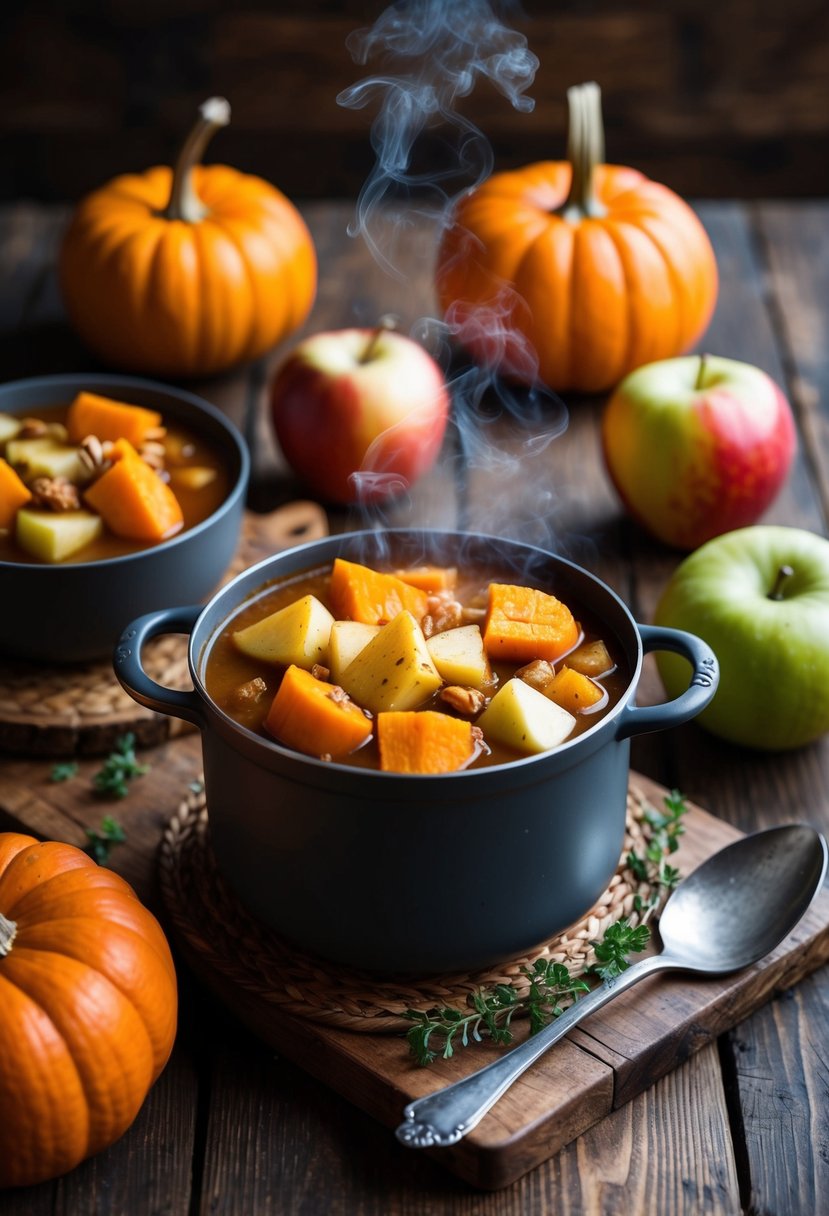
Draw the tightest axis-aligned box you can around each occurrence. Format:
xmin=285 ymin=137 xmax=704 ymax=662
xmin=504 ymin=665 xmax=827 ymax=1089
xmin=615 ymin=623 xmax=719 ymax=741
xmin=113 ymin=605 xmax=207 ymax=730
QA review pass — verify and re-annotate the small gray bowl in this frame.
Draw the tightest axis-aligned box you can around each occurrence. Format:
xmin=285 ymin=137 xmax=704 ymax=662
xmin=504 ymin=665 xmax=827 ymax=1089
xmin=0 ymin=373 xmax=250 ymax=663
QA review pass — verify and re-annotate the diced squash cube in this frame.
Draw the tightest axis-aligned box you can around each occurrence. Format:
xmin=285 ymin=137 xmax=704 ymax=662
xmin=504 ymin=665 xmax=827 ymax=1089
xmin=84 ymin=439 xmax=183 ymax=542
xmin=233 ymin=594 xmax=334 ymax=669
xmin=377 ymin=710 xmax=475 ymax=774
xmin=16 ymin=508 xmax=103 ymax=563
xmin=566 ymin=639 xmax=616 ymax=678
xmin=426 ymin=624 xmax=493 ymax=690
xmin=338 ymin=611 xmax=442 ymax=714
xmin=169 ymin=466 xmax=217 ymax=491
xmin=477 ymin=677 xmax=576 ymax=755
xmin=393 ymin=565 xmax=458 ymax=592
xmin=543 ymin=665 xmax=608 ymax=715
xmin=483 ymin=583 xmax=580 ymax=664
xmin=328 ymin=620 xmax=382 ymax=684
xmin=264 ymin=665 xmax=372 ymax=759
xmin=5 ymin=437 xmax=86 ymax=484
xmin=66 ymin=391 xmax=162 ymax=447
xmin=0 ymin=413 xmax=21 ymax=446
xmin=329 ymin=558 xmax=428 ymax=625
xmin=0 ymin=457 xmax=32 ymax=528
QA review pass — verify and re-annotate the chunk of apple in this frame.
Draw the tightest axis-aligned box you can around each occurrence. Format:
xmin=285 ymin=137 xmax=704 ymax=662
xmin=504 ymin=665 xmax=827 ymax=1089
xmin=338 ymin=610 xmax=442 ymax=713
xmin=477 ymin=677 xmax=576 ymax=755
xmin=328 ymin=620 xmax=382 ymax=684
xmin=426 ymin=624 xmax=493 ymax=690
xmin=232 ymin=594 xmax=334 ymax=669
xmin=16 ymin=508 xmax=103 ymax=562
xmin=0 ymin=413 xmax=21 ymax=446
xmin=5 ymin=437 xmax=86 ymax=484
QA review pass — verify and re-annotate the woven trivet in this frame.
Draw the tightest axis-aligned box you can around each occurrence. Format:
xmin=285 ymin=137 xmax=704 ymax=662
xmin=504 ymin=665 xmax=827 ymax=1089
xmin=159 ymin=781 xmax=665 ymax=1034
xmin=0 ymin=502 xmax=327 ymax=757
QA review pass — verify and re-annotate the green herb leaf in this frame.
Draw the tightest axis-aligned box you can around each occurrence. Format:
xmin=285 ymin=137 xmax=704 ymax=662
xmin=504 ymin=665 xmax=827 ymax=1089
xmin=50 ymin=760 xmax=79 ymax=783
xmin=92 ymin=733 xmax=149 ymax=799
xmin=589 ymin=918 xmax=651 ymax=982
xmin=85 ymin=816 xmax=126 ymax=866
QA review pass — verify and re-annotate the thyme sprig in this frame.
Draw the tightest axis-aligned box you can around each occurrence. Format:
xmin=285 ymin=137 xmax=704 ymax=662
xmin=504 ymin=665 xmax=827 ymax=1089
xmin=404 ymin=790 xmax=689 ymax=1066
xmin=84 ymin=815 xmax=126 ymax=865
xmin=627 ymin=788 xmax=688 ymax=920
xmin=92 ymin=733 xmax=149 ymax=799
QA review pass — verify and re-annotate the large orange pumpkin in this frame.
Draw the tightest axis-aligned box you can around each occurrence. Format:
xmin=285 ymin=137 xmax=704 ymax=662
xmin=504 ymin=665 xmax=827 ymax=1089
xmin=436 ymin=82 xmax=718 ymax=394
xmin=60 ymin=97 xmax=317 ymax=378
xmin=0 ymin=832 xmax=178 ymax=1188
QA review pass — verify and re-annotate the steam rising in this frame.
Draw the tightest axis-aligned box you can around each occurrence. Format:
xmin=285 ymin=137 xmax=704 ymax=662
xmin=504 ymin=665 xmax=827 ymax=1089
xmin=338 ymin=0 xmax=569 ymax=547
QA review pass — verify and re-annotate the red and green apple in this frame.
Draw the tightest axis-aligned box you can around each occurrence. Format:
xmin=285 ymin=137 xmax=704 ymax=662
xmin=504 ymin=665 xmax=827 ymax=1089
xmin=270 ymin=327 xmax=450 ymax=505
xmin=654 ymin=525 xmax=829 ymax=750
xmin=602 ymin=354 xmax=796 ymax=550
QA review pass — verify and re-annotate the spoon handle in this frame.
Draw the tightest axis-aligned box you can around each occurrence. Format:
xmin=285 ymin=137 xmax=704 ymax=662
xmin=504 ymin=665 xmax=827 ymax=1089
xmin=396 ymin=951 xmax=677 ymax=1148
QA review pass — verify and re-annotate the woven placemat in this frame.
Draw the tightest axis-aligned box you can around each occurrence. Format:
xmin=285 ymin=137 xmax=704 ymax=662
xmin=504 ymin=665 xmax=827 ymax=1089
xmin=159 ymin=781 xmax=665 ymax=1034
xmin=0 ymin=502 xmax=327 ymax=757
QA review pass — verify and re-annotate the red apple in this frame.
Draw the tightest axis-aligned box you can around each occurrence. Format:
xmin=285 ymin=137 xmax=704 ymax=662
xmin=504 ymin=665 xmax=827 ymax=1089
xmin=601 ymin=354 xmax=796 ymax=550
xmin=270 ymin=327 xmax=450 ymax=504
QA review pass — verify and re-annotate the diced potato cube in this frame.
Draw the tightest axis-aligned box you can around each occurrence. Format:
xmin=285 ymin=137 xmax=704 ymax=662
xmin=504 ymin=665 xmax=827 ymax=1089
xmin=169 ymin=466 xmax=217 ymax=491
xmin=477 ymin=677 xmax=576 ymax=755
xmin=426 ymin=624 xmax=493 ymax=690
xmin=328 ymin=620 xmax=382 ymax=685
xmin=566 ymin=639 xmax=616 ymax=678
xmin=16 ymin=508 xmax=103 ymax=563
xmin=233 ymin=594 xmax=334 ymax=669
xmin=338 ymin=611 xmax=442 ymax=714
xmin=0 ymin=413 xmax=21 ymax=446
xmin=543 ymin=665 xmax=607 ymax=715
xmin=6 ymin=437 xmax=85 ymax=484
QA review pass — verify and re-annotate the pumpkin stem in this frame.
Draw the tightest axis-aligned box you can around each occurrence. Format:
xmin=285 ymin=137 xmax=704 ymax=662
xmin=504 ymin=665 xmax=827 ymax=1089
xmin=0 ymin=911 xmax=16 ymax=957
xmin=559 ymin=82 xmax=607 ymax=223
xmin=162 ymin=97 xmax=231 ymax=223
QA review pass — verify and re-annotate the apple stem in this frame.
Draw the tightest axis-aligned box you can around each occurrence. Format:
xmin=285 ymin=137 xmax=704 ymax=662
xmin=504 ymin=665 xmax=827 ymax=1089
xmin=360 ymin=314 xmax=398 ymax=363
xmin=695 ymin=354 xmax=708 ymax=391
xmin=768 ymin=564 xmax=795 ymax=601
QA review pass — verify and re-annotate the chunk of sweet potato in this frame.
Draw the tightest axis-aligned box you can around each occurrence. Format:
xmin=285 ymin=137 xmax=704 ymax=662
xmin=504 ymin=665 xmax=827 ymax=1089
xmin=66 ymin=391 xmax=163 ymax=447
xmin=543 ymin=665 xmax=608 ymax=715
xmin=263 ymin=664 xmax=372 ymax=758
xmin=393 ymin=565 xmax=458 ymax=593
xmin=329 ymin=558 xmax=428 ymax=625
xmin=0 ymin=457 xmax=32 ymax=529
xmin=83 ymin=439 xmax=183 ymax=542
xmin=377 ymin=710 xmax=475 ymax=774
xmin=483 ymin=583 xmax=580 ymax=664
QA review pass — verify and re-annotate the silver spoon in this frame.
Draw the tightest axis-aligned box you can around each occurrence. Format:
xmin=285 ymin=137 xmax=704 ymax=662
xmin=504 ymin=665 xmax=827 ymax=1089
xmin=396 ymin=823 xmax=828 ymax=1149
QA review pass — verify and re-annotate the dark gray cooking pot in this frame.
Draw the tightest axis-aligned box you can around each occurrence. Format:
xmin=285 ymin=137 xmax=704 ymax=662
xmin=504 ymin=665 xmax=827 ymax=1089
xmin=115 ymin=529 xmax=719 ymax=974
xmin=0 ymin=373 xmax=249 ymax=662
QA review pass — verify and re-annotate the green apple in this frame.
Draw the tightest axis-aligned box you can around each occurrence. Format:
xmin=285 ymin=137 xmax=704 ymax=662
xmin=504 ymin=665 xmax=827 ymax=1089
xmin=654 ymin=525 xmax=829 ymax=750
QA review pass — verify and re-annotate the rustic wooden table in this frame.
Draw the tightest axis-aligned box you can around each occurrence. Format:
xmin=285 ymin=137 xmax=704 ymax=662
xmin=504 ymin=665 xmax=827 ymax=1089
xmin=0 ymin=198 xmax=827 ymax=1214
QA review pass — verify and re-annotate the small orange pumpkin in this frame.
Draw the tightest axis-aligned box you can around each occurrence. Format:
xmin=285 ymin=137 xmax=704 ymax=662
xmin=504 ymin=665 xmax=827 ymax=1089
xmin=0 ymin=832 xmax=178 ymax=1188
xmin=436 ymin=82 xmax=718 ymax=393
xmin=60 ymin=98 xmax=317 ymax=378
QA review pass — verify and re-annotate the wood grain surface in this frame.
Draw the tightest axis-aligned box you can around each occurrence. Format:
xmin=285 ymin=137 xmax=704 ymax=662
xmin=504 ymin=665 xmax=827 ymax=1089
xmin=0 ymin=196 xmax=827 ymax=1214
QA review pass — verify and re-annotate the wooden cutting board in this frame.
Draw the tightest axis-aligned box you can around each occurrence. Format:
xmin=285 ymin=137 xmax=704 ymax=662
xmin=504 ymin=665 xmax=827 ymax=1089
xmin=162 ymin=772 xmax=829 ymax=1190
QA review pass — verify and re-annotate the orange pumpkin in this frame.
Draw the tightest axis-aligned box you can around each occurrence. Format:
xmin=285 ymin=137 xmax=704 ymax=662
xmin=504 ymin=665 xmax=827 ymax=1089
xmin=436 ymin=82 xmax=718 ymax=393
xmin=0 ymin=832 xmax=178 ymax=1188
xmin=60 ymin=97 xmax=317 ymax=378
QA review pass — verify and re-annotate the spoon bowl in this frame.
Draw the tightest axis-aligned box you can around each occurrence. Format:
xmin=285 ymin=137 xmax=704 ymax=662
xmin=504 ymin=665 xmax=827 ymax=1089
xmin=397 ymin=823 xmax=828 ymax=1148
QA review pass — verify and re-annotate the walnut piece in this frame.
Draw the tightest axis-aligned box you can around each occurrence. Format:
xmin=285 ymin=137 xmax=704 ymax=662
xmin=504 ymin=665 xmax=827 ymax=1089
xmin=16 ymin=417 xmax=48 ymax=439
xmin=139 ymin=439 xmax=167 ymax=471
xmin=439 ymin=685 xmax=488 ymax=716
xmin=78 ymin=434 xmax=114 ymax=480
xmin=421 ymin=593 xmax=464 ymax=638
xmin=29 ymin=476 xmax=81 ymax=511
xmin=311 ymin=663 xmax=331 ymax=681
xmin=326 ymin=684 xmax=351 ymax=705
xmin=229 ymin=677 xmax=268 ymax=707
